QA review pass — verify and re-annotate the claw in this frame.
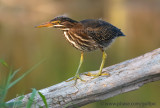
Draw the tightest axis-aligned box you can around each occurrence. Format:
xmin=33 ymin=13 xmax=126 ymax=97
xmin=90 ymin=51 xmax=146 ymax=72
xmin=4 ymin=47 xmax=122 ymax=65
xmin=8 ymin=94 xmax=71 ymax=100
xmin=85 ymin=72 xmax=110 ymax=79
xmin=85 ymin=50 xmax=110 ymax=79
xmin=66 ymin=74 xmax=86 ymax=85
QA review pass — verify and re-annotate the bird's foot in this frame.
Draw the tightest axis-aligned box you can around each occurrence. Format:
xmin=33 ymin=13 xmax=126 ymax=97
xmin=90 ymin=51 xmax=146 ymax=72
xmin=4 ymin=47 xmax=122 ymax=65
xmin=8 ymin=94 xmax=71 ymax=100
xmin=66 ymin=74 xmax=86 ymax=85
xmin=85 ymin=72 xmax=110 ymax=79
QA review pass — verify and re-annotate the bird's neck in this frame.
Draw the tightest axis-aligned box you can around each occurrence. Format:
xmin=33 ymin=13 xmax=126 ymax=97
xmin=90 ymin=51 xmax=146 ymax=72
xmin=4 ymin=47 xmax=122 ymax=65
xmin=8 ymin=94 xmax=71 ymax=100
xmin=61 ymin=22 xmax=82 ymax=31
xmin=61 ymin=28 xmax=70 ymax=31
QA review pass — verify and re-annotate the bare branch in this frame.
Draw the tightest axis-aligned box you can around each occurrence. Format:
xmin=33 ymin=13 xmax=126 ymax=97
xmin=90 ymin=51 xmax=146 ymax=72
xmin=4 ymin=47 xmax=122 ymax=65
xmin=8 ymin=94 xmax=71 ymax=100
xmin=8 ymin=48 xmax=160 ymax=108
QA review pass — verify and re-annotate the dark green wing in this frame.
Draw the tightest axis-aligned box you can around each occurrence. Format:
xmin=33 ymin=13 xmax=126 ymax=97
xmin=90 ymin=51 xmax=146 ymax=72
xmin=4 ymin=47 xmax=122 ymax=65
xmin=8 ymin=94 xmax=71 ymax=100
xmin=80 ymin=19 xmax=125 ymax=47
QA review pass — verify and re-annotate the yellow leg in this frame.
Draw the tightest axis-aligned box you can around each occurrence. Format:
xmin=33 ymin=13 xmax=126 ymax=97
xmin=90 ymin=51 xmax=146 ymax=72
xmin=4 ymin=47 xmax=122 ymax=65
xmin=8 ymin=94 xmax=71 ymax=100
xmin=86 ymin=50 xmax=109 ymax=77
xmin=66 ymin=52 xmax=85 ymax=85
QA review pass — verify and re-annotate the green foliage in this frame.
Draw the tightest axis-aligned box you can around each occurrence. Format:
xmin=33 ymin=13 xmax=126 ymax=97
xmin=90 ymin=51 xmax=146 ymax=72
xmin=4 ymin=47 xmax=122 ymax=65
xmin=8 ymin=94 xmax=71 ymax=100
xmin=26 ymin=88 xmax=37 ymax=108
xmin=6 ymin=95 xmax=24 ymax=108
xmin=38 ymin=91 xmax=48 ymax=108
xmin=0 ymin=68 xmax=23 ymax=108
xmin=0 ymin=59 xmax=46 ymax=108
xmin=0 ymin=59 xmax=8 ymax=68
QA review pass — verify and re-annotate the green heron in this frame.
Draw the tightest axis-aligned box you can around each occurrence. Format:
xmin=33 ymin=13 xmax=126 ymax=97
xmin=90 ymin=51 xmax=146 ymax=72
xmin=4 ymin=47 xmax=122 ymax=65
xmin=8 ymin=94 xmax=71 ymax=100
xmin=36 ymin=16 xmax=125 ymax=83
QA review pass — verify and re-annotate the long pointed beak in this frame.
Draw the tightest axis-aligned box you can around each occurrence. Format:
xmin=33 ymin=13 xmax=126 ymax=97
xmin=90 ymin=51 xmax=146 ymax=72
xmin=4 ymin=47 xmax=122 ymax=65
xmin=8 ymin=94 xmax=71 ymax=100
xmin=35 ymin=22 xmax=54 ymax=28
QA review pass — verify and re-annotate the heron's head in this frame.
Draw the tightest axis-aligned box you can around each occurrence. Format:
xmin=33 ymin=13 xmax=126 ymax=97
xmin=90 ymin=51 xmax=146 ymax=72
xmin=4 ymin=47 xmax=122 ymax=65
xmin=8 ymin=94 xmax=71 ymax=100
xmin=35 ymin=16 xmax=78 ymax=30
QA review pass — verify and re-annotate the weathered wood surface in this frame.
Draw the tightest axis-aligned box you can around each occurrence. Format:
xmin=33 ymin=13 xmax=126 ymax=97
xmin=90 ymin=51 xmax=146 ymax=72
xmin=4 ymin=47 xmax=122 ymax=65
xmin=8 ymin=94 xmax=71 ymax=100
xmin=8 ymin=48 xmax=160 ymax=108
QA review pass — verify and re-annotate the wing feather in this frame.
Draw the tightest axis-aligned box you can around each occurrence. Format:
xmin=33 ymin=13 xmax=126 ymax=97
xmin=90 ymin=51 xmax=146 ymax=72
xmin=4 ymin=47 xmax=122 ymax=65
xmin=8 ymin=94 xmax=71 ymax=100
xmin=79 ymin=19 xmax=124 ymax=47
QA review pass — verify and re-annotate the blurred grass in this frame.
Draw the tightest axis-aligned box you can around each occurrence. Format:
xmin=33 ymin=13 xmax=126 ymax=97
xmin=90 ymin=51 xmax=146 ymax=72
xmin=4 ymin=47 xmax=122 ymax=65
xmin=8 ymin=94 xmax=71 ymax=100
xmin=0 ymin=60 xmax=45 ymax=108
xmin=0 ymin=0 xmax=160 ymax=108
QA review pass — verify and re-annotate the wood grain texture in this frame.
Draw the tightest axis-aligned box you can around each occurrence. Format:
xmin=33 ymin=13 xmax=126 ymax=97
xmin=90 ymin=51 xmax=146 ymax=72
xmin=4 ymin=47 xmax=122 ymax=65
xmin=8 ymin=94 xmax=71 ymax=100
xmin=8 ymin=48 xmax=160 ymax=108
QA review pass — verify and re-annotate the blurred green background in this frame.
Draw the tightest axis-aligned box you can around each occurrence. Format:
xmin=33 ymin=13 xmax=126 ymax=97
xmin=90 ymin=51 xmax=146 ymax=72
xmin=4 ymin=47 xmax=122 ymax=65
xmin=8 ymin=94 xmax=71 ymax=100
xmin=0 ymin=0 xmax=160 ymax=108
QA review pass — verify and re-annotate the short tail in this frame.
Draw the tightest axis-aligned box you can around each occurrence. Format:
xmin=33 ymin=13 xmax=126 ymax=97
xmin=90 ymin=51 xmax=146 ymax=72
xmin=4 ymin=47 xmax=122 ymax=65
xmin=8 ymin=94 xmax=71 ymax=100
xmin=117 ymin=29 xmax=125 ymax=37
